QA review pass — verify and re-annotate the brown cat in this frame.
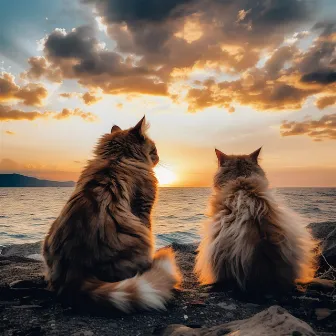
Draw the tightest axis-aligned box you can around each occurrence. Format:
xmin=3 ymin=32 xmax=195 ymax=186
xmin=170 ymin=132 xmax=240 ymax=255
xmin=43 ymin=116 xmax=181 ymax=312
xmin=195 ymin=147 xmax=318 ymax=293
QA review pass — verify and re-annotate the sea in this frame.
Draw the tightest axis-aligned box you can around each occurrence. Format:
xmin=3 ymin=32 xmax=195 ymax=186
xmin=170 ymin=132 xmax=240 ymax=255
xmin=0 ymin=187 xmax=335 ymax=249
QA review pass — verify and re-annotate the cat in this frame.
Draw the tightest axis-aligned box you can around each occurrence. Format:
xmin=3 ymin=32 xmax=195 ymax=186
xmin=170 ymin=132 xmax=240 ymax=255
xmin=43 ymin=116 xmax=181 ymax=312
xmin=195 ymin=147 xmax=319 ymax=294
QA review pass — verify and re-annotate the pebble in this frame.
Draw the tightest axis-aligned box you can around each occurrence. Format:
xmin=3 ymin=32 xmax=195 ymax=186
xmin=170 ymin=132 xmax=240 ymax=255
xmin=216 ymin=302 xmax=237 ymax=310
xmin=199 ymin=293 xmax=209 ymax=298
xmin=189 ymin=300 xmax=206 ymax=307
xmin=12 ymin=305 xmax=42 ymax=309
xmin=245 ymin=303 xmax=260 ymax=308
xmin=73 ymin=331 xmax=94 ymax=336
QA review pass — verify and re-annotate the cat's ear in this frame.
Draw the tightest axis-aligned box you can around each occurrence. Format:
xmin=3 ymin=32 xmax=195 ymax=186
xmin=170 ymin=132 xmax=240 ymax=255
xmin=111 ymin=125 xmax=121 ymax=133
xmin=131 ymin=115 xmax=147 ymax=138
xmin=215 ymin=148 xmax=228 ymax=166
xmin=249 ymin=147 xmax=262 ymax=163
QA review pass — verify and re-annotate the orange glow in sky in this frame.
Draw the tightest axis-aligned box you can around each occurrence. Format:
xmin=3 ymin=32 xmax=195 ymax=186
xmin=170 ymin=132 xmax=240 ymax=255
xmin=154 ymin=166 xmax=178 ymax=186
xmin=0 ymin=0 xmax=335 ymax=187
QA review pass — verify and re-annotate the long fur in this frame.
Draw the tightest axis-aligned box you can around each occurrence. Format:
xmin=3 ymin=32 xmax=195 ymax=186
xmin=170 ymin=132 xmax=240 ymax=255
xmin=43 ymin=118 xmax=181 ymax=312
xmin=195 ymin=171 xmax=318 ymax=293
xmin=82 ymin=248 xmax=181 ymax=312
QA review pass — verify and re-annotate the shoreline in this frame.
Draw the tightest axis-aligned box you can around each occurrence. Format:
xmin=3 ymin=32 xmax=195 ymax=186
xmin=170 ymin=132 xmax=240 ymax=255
xmin=0 ymin=221 xmax=335 ymax=335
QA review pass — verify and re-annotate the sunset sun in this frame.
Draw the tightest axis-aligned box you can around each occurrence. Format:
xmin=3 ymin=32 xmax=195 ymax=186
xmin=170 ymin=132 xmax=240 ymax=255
xmin=154 ymin=166 xmax=177 ymax=186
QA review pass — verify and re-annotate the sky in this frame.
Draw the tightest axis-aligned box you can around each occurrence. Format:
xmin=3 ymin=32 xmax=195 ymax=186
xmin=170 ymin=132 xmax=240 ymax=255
xmin=0 ymin=0 xmax=335 ymax=187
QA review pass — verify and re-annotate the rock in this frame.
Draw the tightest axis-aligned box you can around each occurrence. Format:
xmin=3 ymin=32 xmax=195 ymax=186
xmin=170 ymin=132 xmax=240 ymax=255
xmin=1 ymin=242 xmax=43 ymax=259
xmin=12 ymin=305 xmax=43 ymax=309
xmin=189 ymin=300 xmax=206 ymax=307
xmin=161 ymin=306 xmax=316 ymax=336
xmin=315 ymin=308 xmax=336 ymax=321
xmin=73 ymin=331 xmax=94 ymax=336
xmin=24 ymin=326 xmax=43 ymax=336
xmin=27 ymin=254 xmax=44 ymax=261
xmin=0 ymin=241 xmax=335 ymax=336
xmin=10 ymin=279 xmax=44 ymax=289
xmin=160 ymin=325 xmax=198 ymax=336
xmin=171 ymin=242 xmax=198 ymax=254
xmin=216 ymin=302 xmax=237 ymax=310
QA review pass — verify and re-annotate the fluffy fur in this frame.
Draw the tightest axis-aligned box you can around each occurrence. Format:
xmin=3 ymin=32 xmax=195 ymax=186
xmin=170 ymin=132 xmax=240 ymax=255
xmin=195 ymin=148 xmax=318 ymax=293
xmin=43 ymin=116 xmax=181 ymax=312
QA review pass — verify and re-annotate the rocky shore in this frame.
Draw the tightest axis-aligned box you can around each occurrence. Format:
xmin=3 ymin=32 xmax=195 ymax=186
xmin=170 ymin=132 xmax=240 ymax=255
xmin=0 ymin=222 xmax=335 ymax=336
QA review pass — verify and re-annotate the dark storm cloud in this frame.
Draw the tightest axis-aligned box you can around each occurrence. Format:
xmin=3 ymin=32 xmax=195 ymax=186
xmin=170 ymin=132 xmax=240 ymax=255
xmin=44 ymin=26 xmax=98 ymax=59
xmin=82 ymin=0 xmax=194 ymax=23
xmin=23 ymin=26 xmax=167 ymax=96
xmin=301 ymin=71 xmax=336 ymax=84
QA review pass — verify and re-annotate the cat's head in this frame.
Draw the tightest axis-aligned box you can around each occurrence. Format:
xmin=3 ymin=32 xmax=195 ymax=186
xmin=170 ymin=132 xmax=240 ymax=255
xmin=213 ymin=147 xmax=265 ymax=188
xmin=95 ymin=116 xmax=159 ymax=167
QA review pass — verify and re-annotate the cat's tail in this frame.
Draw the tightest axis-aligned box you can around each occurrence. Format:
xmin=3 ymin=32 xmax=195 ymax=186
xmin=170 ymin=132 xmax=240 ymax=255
xmin=81 ymin=247 xmax=181 ymax=313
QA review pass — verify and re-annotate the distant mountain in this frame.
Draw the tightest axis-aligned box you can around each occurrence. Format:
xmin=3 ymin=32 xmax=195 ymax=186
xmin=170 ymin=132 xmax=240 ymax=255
xmin=0 ymin=174 xmax=75 ymax=187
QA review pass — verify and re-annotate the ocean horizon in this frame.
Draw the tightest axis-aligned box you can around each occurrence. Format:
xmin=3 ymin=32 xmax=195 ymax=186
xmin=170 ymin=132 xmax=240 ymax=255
xmin=1 ymin=187 xmax=335 ymax=250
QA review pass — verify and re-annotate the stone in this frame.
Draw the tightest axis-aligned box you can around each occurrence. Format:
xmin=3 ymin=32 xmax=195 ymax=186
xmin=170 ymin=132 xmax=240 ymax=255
xmin=216 ymin=302 xmax=237 ymax=310
xmin=72 ymin=331 xmax=94 ymax=336
xmin=1 ymin=241 xmax=335 ymax=335
xmin=160 ymin=306 xmax=316 ymax=336
xmin=189 ymin=300 xmax=206 ymax=307
xmin=1 ymin=242 xmax=42 ymax=259
xmin=12 ymin=305 xmax=43 ymax=309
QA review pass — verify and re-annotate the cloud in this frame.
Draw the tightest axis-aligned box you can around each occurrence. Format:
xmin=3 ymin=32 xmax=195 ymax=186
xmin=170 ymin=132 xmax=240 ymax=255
xmin=82 ymin=92 xmax=102 ymax=105
xmin=53 ymin=108 xmax=98 ymax=122
xmin=22 ymin=56 xmax=63 ymax=83
xmin=0 ymin=72 xmax=48 ymax=106
xmin=23 ymin=0 xmax=315 ymax=101
xmin=315 ymin=96 xmax=336 ymax=109
xmin=300 ymin=70 xmax=336 ymax=84
xmin=184 ymin=22 xmax=336 ymax=112
xmin=86 ymin=0 xmax=312 ymax=68
xmin=280 ymin=113 xmax=336 ymax=141
xmin=0 ymin=104 xmax=97 ymax=122
xmin=23 ymin=26 xmax=167 ymax=96
xmin=5 ymin=130 xmax=15 ymax=135
xmin=59 ymin=91 xmax=102 ymax=105
xmin=18 ymin=0 xmax=335 ymax=124
xmin=82 ymin=0 xmax=195 ymax=23
xmin=0 ymin=105 xmax=51 ymax=121
xmin=59 ymin=92 xmax=77 ymax=98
